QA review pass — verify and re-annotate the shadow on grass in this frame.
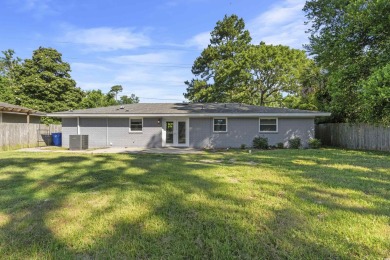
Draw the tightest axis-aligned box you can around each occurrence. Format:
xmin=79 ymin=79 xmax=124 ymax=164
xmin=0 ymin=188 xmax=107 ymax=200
xmin=0 ymin=149 xmax=388 ymax=258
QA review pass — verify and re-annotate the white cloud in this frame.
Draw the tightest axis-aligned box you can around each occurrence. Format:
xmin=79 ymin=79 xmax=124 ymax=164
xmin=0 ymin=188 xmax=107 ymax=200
xmin=71 ymin=62 xmax=111 ymax=72
xmin=61 ymin=27 xmax=151 ymax=52
xmin=248 ymin=0 xmax=308 ymax=49
xmin=185 ymin=31 xmax=210 ymax=50
xmin=76 ymin=81 xmax=113 ymax=91
xmin=184 ymin=0 xmax=308 ymax=50
xmin=113 ymin=66 xmax=189 ymax=86
xmin=105 ymin=51 xmax=185 ymax=65
xmin=122 ymin=86 xmax=186 ymax=102
xmin=10 ymin=0 xmax=57 ymax=18
xmin=71 ymin=51 xmax=192 ymax=102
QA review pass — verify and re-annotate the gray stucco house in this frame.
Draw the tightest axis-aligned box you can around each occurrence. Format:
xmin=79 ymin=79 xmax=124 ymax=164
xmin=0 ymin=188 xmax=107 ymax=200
xmin=0 ymin=102 xmax=44 ymax=123
xmin=49 ymin=103 xmax=330 ymax=149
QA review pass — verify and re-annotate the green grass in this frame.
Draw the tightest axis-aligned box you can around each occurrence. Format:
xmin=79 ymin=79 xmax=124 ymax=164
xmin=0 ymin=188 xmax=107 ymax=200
xmin=0 ymin=148 xmax=389 ymax=259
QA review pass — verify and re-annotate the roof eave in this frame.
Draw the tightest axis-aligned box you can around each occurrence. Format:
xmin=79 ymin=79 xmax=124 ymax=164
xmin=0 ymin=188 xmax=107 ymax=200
xmin=47 ymin=112 xmax=332 ymax=118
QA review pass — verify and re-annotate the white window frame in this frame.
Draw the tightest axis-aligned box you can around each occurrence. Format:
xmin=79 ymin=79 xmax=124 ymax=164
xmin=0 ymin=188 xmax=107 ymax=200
xmin=213 ymin=117 xmax=228 ymax=133
xmin=259 ymin=118 xmax=278 ymax=133
xmin=129 ymin=118 xmax=143 ymax=133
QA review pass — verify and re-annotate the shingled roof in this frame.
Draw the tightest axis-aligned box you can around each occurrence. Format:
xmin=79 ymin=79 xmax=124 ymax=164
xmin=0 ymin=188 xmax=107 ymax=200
xmin=49 ymin=103 xmax=330 ymax=117
xmin=0 ymin=102 xmax=45 ymax=115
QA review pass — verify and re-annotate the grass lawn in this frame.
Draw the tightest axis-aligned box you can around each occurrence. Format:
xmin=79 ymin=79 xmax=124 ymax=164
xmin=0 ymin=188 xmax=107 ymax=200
xmin=0 ymin=148 xmax=389 ymax=259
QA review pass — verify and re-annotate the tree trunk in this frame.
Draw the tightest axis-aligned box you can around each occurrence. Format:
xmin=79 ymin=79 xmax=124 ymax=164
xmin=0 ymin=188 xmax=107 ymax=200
xmin=260 ymin=92 xmax=265 ymax=106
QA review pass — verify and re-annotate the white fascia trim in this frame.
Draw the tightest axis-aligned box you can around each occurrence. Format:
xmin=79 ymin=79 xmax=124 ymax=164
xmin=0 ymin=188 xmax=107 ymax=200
xmin=48 ymin=112 xmax=331 ymax=118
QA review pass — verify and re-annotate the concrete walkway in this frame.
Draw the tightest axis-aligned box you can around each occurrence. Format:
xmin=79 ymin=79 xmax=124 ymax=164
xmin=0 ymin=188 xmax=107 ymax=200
xmin=18 ymin=146 xmax=204 ymax=155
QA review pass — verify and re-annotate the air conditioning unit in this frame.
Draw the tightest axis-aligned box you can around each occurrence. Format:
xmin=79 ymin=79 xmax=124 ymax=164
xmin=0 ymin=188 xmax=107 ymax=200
xmin=69 ymin=135 xmax=88 ymax=150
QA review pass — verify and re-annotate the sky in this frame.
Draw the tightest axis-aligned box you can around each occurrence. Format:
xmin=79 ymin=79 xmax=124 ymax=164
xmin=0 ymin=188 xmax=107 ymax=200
xmin=0 ymin=0 xmax=310 ymax=103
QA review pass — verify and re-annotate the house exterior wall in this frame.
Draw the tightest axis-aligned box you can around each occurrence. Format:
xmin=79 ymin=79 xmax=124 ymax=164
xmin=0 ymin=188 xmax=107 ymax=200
xmin=1 ymin=113 xmax=40 ymax=123
xmin=61 ymin=117 xmax=162 ymax=148
xmin=61 ymin=116 xmax=314 ymax=148
xmin=107 ymin=118 xmax=162 ymax=148
xmin=189 ymin=117 xmax=314 ymax=148
xmin=62 ymin=118 xmax=78 ymax=148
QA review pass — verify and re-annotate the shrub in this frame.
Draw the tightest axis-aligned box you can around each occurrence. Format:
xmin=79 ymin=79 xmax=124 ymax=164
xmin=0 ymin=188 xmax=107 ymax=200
xmin=308 ymin=138 xmax=321 ymax=149
xmin=276 ymin=142 xmax=284 ymax=149
xmin=240 ymin=144 xmax=247 ymax=149
xmin=253 ymin=137 xmax=268 ymax=149
xmin=288 ymin=137 xmax=301 ymax=149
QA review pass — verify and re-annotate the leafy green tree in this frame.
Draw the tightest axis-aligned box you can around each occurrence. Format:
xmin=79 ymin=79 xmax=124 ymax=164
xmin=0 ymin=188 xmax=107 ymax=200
xmin=15 ymin=47 xmax=83 ymax=113
xmin=80 ymin=89 xmax=139 ymax=108
xmin=304 ymin=0 xmax=390 ymax=123
xmin=0 ymin=49 xmax=21 ymax=81
xmin=185 ymin=15 xmax=317 ymax=107
xmin=109 ymin=85 xmax=123 ymax=101
xmin=241 ymin=43 xmax=314 ymax=106
xmin=119 ymin=94 xmax=139 ymax=104
xmin=80 ymin=89 xmax=117 ymax=109
xmin=283 ymin=64 xmax=329 ymax=111
xmin=360 ymin=64 xmax=390 ymax=125
xmin=0 ymin=76 xmax=15 ymax=103
xmin=0 ymin=49 xmax=21 ymax=103
xmin=184 ymin=14 xmax=252 ymax=103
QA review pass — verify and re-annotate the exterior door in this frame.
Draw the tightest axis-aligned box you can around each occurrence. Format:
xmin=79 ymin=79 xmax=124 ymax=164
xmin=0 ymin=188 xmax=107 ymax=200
xmin=162 ymin=118 xmax=189 ymax=147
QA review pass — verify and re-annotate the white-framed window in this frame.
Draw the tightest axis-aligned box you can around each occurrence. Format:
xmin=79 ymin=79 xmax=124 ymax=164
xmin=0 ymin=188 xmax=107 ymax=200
xmin=129 ymin=118 xmax=143 ymax=132
xmin=213 ymin=118 xmax=227 ymax=132
xmin=259 ymin=118 xmax=278 ymax=132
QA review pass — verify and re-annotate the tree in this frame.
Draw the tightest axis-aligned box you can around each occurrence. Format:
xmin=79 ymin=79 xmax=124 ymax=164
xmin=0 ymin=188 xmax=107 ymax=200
xmin=303 ymin=0 xmax=390 ymax=123
xmin=80 ymin=89 xmax=117 ymax=109
xmin=0 ymin=76 xmax=14 ymax=103
xmin=184 ymin=14 xmax=252 ymax=103
xmin=109 ymin=85 xmax=123 ymax=101
xmin=0 ymin=49 xmax=21 ymax=84
xmin=15 ymin=47 xmax=83 ymax=113
xmin=241 ymin=43 xmax=314 ymax=106
xmin=80 ymin=89 xmax=139 ymax=108
xmin=184 ymin=15 xmax=316 ymax=107
xmin=119 ymin=94 xmax=139 ymax=104
xmin=0 ymin=49 xmax=21 ymax=103
xmin=360 ymin=64 xmax=390 ymax=125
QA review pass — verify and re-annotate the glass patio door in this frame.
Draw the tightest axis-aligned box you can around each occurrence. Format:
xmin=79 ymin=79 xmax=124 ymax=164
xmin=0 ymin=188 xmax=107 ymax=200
xmin=163 ymin=119 xmax=188 ymax=147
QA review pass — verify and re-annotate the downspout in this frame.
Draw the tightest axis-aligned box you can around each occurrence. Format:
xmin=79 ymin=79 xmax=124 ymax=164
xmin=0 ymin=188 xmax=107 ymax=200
xmin=27 ymin=112 xmax=30 ymax=147
xmin=106 ymin=118 xmax=109 ymax=147
xmin=77 ymin=117 xmax=80 ymax=135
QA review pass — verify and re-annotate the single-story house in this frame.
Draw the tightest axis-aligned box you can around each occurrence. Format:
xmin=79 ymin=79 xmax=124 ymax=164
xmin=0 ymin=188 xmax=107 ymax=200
xmin=49 ymin=103 xmax=331 ymax=149
xmin=0 ymin=102 xmax=44 ymax=123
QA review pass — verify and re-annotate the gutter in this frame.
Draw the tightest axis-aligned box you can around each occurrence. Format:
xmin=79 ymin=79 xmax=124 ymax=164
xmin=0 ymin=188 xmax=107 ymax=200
xmin=47 ymin=112 xmax=331 ymax=118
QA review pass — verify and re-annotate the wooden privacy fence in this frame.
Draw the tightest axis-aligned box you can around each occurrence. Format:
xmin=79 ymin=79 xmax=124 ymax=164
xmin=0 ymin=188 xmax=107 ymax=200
xmin=0 ymin=123 xmax=62 ymax=150
xmin=316 ymin=123 xmax=390 ymax=152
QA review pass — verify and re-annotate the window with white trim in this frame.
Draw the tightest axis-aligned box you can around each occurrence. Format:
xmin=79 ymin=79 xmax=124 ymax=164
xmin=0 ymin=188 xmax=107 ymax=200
xmin=213 ymin=118 xmax=227 ymax=132
xmin=259 ymin=118 xmax=278 ymax=132
xmin=130 ymin=118 xmax=143 ymax=132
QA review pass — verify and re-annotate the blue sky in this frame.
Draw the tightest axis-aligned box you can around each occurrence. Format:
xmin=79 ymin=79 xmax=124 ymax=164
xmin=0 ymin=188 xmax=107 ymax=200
xmin=0 ymin=0 xmax=309 ymax=102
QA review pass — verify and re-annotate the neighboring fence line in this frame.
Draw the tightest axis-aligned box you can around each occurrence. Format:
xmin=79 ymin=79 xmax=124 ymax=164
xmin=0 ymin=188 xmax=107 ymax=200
xmin=316 ymin=123 xmax=390 ymax=152
xmin=0 ymin=123 xmax=62 ymax=150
